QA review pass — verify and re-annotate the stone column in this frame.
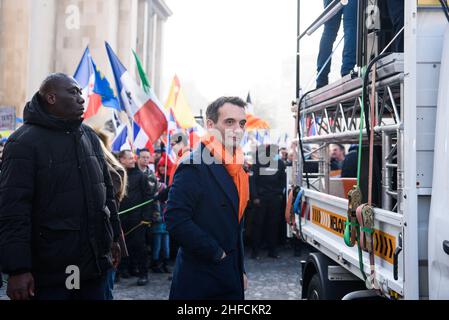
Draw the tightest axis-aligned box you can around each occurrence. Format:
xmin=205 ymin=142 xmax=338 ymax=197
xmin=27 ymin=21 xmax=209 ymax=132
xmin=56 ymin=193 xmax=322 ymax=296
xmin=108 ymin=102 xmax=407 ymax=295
xmin=149 ymin=12 xmax=158 ymax=87
xmin=118 ymin=0 xmax=138 ymax=73
xmin=27 ymin=0 xmax=57 ymax=100
xmin=0 ymin=0 xmax=31 ymax=116
xmin=52 ymin=0 xmax=121 ymax=128
xmin=54 ymin=0 xmax=120 ymax=78
xmin=146 ymin=0 xmax=171 ymax=97
xmin=153 ymin=14 xmax=164 ymax=97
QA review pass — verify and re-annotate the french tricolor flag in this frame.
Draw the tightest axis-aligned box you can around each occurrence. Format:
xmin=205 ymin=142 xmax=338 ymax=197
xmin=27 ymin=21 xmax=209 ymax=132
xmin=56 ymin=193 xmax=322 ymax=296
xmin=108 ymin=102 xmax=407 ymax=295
xmin=74 ymin=47 xmax=120 ymax=119
xmin=74 ymin=47 xmax=97 ymax=119
xmin=105 ymin=42 xmax=167 ymax=146
xmin=133 ymin=121 xmax=154 ymax=153
xmin=112 ymin=123 xmax=131 ymax=152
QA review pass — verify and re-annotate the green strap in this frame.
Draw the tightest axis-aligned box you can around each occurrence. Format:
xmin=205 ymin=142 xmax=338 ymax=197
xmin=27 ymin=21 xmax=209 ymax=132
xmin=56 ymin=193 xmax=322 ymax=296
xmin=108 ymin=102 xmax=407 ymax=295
xmin=356 ymin=66 xmax=369 ymax=280
xmin=346 ymin=66 xmax=368 ymax=279
xmin=118 ymin=198 xmax=155 ymax=216
xmin=345 ymin=65 xmax=365 ymax=243
xmin=361 ymin=227 xmax=374 ymax=234
xmin=345 ymin=221 xmax=359 ymax=228
xmin=344 ymin=222 xmax=353 ymax=247
xmin=356 ymin=227 xmax=368 ymax=281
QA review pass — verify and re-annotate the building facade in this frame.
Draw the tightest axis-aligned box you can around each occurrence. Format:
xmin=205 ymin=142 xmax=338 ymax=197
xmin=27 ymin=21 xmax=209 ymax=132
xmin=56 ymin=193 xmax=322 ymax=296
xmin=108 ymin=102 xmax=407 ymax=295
xmin=0 ymin=0 xmax=171 ymax=128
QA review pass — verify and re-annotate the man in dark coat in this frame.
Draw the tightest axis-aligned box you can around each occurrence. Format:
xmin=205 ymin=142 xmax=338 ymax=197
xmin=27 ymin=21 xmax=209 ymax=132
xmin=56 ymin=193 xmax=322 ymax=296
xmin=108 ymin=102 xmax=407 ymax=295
xmin=118 ymin=150 xmax=158 ymax=286
xmin=166 ymin=97 xmax=249 ymax=300
xmin=0 ymin=73 xmax=121 ymax=300
xmin=250 ymin=144 xmax=287 ymax=259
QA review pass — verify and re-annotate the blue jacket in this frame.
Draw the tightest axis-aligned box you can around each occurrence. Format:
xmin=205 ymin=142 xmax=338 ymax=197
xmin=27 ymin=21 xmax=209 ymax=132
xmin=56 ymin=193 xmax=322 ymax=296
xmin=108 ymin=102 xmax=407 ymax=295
xmin=166 ymin=144 xmax=246 ymax=300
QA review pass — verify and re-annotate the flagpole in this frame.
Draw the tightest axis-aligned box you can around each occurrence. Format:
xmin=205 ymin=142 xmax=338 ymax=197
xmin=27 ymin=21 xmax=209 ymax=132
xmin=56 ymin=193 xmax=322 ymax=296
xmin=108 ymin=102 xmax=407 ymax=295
xmin=129 ymin=117 xmax=136 ymax=153
xmin=164 ymin=148 xmax=168 ymax=186
xmin=164 ymin=118 xmax=169 ymax=186
xmin=296 ymin=0 xmax=301 ymax=100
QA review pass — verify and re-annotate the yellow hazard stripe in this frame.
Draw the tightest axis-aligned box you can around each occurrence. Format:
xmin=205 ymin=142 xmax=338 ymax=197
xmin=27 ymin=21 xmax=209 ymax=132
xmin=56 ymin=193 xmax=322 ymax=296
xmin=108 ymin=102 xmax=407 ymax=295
xmin=418 ymin=0 xmax=449 ymax=6
xmin=311 ymin=206 xmax=396 ymax=264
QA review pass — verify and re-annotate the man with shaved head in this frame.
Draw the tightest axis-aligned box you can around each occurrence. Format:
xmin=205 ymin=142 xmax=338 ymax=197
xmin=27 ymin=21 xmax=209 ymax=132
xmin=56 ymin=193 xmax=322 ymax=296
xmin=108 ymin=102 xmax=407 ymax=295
xmin=0 ymin=73 xmax=121 ymax=300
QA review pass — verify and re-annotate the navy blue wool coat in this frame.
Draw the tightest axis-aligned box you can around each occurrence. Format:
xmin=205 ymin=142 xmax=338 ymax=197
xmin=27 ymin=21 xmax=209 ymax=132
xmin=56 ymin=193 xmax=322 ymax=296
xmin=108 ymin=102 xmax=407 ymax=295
xmin=166 ymin=144 xmax=246 ymax=300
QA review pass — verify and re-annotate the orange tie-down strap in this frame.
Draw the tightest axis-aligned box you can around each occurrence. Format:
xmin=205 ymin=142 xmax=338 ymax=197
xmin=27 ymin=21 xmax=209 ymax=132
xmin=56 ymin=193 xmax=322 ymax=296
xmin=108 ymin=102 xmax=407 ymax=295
xmin=285 ymin=189 xmax=294 ymax=225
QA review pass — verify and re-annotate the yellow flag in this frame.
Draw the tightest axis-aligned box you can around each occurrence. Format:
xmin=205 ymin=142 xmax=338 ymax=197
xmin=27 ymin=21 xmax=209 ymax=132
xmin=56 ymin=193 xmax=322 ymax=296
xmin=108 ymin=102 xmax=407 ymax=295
xmin=164 ymin=75 xmax=197 ymax=129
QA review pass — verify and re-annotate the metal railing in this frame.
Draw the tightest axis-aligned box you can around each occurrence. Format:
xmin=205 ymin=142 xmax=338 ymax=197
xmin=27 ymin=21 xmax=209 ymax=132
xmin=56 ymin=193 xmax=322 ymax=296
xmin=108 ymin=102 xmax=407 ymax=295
xmin=296 ymin=54 xmax=404 ymax=212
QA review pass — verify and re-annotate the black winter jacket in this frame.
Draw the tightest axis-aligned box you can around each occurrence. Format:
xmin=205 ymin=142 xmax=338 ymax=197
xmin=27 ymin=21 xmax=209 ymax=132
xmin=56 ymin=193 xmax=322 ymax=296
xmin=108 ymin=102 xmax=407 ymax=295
xmin=119 ymin=167 xmax=158 ymax=233
xmin=0 ymin=93 xmax=120 ymax=287
xmin=250 ymin=158 xmax=287 ymax=199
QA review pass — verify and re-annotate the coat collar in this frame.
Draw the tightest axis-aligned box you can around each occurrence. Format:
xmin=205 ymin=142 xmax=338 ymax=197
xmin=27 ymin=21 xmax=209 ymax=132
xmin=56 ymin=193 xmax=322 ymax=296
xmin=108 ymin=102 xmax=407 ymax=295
xmin=197 ymin=143 xmax=239 ymax=218
xmin=207 ymin=163 xmax=239 ymax=218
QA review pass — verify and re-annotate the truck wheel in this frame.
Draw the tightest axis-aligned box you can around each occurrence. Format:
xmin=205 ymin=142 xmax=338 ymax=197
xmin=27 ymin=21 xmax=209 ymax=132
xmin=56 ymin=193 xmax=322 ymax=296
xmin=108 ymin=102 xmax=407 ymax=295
xmin=307 ymin=274 xmax=323 ymax=300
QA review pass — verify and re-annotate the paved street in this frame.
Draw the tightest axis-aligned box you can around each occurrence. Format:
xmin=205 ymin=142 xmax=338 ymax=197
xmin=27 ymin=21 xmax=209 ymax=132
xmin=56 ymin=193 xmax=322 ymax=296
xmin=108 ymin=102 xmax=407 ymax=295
xmin=0 ymin=244 xmax=304 ymax=300
xmin=114 ymin=244 xmax=303 ymax=300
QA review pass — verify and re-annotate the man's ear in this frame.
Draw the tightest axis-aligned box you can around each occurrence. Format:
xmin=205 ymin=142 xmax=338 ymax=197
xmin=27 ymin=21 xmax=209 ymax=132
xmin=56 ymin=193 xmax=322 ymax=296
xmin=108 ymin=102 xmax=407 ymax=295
xmin=46 ymin=93 xmax=56 ymax=105
xmin=206 ymin=119 xmax=215 ymax=129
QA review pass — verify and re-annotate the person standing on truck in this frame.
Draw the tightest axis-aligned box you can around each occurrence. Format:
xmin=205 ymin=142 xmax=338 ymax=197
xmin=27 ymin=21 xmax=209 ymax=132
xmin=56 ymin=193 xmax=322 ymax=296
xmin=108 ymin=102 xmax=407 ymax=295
xmin=385 ymin=0 xmax=404 ymax=52
xmin=316 ymin=0 xmax=358 ymax=88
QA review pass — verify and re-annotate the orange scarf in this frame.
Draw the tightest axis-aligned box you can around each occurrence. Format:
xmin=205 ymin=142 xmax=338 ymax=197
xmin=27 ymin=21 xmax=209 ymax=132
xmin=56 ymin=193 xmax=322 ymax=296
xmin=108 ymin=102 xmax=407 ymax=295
xmin=202 ymin=133 xmax=249 ymax=223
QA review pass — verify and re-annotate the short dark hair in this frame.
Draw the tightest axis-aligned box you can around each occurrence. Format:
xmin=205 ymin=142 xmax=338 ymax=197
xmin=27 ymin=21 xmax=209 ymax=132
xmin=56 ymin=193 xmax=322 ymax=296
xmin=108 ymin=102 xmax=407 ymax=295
xmin=137 ymin=148 xmax=151 ymax=157
xmin=206 ymin=97 xmax=247 ymax=123
xmin=331 ymin=143 xmax=345 ymax=151
xmin=38 ymin=73 xmax=73 ymax=98
xmin=118 ymin=150 xmax=132 ymax=160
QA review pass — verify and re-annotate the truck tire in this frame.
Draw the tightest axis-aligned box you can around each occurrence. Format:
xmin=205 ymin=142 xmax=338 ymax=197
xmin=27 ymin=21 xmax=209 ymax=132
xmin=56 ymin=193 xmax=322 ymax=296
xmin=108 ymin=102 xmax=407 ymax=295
xmin=306 ymin=274 xmax=323 ymax=300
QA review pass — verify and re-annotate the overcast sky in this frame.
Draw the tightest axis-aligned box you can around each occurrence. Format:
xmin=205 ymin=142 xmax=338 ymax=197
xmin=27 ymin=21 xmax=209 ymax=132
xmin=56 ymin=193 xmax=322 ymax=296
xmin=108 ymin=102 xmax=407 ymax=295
xmin=161 ymin=0 xmax=344 ymax=135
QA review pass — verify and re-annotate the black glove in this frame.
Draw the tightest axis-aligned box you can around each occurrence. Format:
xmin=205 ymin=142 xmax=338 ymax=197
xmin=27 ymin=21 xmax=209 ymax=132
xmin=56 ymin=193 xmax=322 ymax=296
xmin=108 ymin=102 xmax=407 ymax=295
xmin=155 ymin=186 xmax=171 ymax=202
